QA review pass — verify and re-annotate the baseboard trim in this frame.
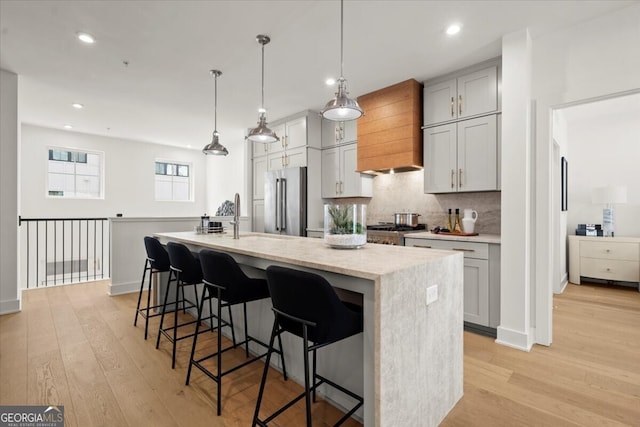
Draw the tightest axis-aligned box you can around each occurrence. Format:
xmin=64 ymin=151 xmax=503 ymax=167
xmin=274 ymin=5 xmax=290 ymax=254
xmin=0 ymin=298 xmax=21 ymax=314
xmin=109 ymin=280 xmax=140 ymax=296
xmin=495 ymin=325 xmax=534 ymax=352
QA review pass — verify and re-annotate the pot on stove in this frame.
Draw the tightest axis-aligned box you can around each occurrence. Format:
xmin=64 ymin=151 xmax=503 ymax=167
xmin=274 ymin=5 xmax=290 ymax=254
xmin=393 ymin=212 xmax=421 ymax=227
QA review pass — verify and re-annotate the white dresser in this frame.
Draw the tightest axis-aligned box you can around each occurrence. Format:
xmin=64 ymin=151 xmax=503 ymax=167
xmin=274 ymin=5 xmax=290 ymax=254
xmin=568 ymin=235 xmax=640 ymax=290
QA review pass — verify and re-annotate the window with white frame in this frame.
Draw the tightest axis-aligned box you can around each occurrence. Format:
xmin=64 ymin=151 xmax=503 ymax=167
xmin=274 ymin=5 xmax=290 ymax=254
xmin=47 ymin=148 xmax=103 ymax=198
xmin=155 ymin=160 xmax=192 ymax=201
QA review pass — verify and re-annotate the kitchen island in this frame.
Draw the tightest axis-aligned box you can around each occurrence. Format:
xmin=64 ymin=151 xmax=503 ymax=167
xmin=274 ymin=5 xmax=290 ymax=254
xmin=154 ymin=231 xmax=463 ymax=427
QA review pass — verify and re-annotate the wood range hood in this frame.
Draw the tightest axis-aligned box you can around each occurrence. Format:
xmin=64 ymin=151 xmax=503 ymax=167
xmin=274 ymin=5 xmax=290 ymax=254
xmin=356 ymin=78 xmax=423 ymax=174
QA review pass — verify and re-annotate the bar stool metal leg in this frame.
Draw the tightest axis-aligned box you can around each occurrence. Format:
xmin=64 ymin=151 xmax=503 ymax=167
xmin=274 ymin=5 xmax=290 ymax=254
xmin=134 ymin=259 xmax=149 ymax=327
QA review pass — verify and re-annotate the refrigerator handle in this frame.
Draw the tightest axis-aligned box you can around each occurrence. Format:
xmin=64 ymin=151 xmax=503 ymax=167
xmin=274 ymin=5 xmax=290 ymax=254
xmin=275 ymin=178 xmax=280 ymax=231
xmin=280 ymin=178 xmax=287 ymax=231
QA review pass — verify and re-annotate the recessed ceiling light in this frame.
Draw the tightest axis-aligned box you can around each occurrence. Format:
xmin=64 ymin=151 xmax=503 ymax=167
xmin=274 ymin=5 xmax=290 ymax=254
xmin=76 ymin=32 xmax=95 ymax=44
xmin=325 ymin=78 xmax=336 ymax=86
xmin=446 ymin=24 xmax=461 ymax=36
xmin=63 ymin=124 xmax=73 ymax=129
xmin=72 ymin=103 xmax=84 ymax=109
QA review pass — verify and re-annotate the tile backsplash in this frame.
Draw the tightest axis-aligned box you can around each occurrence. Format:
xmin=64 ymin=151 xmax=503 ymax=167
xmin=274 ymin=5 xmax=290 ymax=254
xmin=367 ymin=170 xmax=501 ymax=235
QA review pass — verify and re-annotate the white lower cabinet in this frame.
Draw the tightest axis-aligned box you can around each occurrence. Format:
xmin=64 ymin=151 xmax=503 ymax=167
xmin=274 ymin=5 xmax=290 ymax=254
xmin=405 ymin=237 xmax=500 ymax=333
xmin=463 ymin=258 xmax=489 ymax=326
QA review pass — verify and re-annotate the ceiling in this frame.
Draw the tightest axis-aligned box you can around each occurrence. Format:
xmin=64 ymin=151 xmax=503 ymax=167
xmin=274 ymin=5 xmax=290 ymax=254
xmin=1 ymin=0 xmax=636 ymax=151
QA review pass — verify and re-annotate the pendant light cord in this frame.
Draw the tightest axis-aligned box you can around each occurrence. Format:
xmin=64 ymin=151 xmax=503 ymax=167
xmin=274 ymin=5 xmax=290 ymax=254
xmin=340 ymin=0 xmax=344 ymax=79
xmin=214 ymin=72 xmax=218 ymax=132
xmin=261 ymin=42 xmax=265 ymax=111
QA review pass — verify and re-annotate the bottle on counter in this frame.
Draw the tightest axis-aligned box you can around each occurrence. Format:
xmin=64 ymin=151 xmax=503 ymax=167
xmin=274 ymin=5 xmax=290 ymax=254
xmin=446 ymin=209 xmax=453 ymax=230
xmin=454 ymin=208 xmax=462 ymax=232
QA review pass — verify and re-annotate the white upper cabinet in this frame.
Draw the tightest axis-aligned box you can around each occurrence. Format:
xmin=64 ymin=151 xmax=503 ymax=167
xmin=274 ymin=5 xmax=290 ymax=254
xmin=457 ymin=115 xmax=498 ymax=192
xmin=252 ymin=140 xmax=271 ymax=158
xmin=252 ymin=114 xmax=309 ymax=158
xmin=253 ymin=156 xmax=267 ymax=199
xmin=424 ymin=79 xmax=457 ymax=126
xmin=423 ymin=65 xmax=498 ymax=126
xmin=275 ymin=116 xmax=307 ymax=151
xmin=321 ymin=142 xmax=372 ymax=198
xmin=321 ymin=119 xmax=357 ymax=148
xmin=321 ymin=148 xmax=340 ymax=197
xmin=423 ymin=123 xmax=457 ymax=193
xmin=424 ymin=115 xmax=498 ymax=193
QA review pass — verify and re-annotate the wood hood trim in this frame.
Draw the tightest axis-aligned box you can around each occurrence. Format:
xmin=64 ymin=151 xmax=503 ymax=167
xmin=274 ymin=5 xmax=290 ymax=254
xmin=356 ymin=78 xmax=423 ymax=173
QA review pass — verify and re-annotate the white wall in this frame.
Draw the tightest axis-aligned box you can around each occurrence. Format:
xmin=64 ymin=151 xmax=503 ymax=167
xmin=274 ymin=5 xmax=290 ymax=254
xmin=21 ymin=124 xmax=208 ymax=218
xmin=565 ymin=100 xmax=640 ymax=237
xmin=552 ymin=110 xmax=569 ymax=293
xmin=0 ymin=69 xmax=21 ymax=314
xmin=528 ymin=3 xmax=640 ymax=345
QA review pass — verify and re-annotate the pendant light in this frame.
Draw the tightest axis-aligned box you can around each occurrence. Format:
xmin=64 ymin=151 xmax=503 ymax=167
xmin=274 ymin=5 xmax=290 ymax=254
xmin=321 ymin=0 xmax=363 ymax=121
xmin=202 ymin=70 xmax=229 ymax=156
xmin=247 ymin=35 xmax=279 ymax=143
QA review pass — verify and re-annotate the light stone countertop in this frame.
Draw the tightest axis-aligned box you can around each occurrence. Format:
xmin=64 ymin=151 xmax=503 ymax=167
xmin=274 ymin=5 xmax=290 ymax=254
xmin=407 ymin=231 xmax=501 ymax=244
xmin=155 ymin=231 xmax=458 ymax=280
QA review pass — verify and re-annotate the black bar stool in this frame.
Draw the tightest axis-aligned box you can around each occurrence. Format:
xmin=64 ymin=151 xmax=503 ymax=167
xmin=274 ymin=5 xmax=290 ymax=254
xmin=156 ymin=241 xmax=212 ymax=369
xmin=253 ymin=265 xmax=364 ymax=427
xmin=186 ymin=249 xmax=287 ymax=416
xmin=134 ymin=236 xmax=170 ymax=340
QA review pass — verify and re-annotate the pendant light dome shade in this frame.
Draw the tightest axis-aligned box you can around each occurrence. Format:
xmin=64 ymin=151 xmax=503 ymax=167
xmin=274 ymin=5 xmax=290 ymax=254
xmin=321 ymin=0 xmax=363 ymax=121
xmin=247 ymin=35 xmax=279 ymax=143
xmin=247 ymin=113 xmax=278 ymax=143
xmin=202 ymin=132 xmax=229 ymax=156
xmin=321 ymin=77 xmax=363 ymax=120
xmin=203 ymin=69 xmax=229 ymax=156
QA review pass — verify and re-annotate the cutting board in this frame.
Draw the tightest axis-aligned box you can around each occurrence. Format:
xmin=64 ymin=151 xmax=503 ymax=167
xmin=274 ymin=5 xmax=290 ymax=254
xmin=433 ymin=231 xmax=479 ymax=236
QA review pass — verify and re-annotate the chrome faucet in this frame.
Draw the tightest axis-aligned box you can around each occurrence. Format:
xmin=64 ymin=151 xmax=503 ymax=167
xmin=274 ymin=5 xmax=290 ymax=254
xmin=232 ymin=192 xmax=240 ymax=239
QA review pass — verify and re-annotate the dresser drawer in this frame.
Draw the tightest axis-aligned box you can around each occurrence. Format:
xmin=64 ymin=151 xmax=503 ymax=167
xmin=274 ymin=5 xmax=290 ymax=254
xmin=406 ymin=238 xmax=488 ymax=260
xmin=580 ymin=241 xmax=639 ymax=261
xmin=580 ymin=258 xmax=640 ymax=282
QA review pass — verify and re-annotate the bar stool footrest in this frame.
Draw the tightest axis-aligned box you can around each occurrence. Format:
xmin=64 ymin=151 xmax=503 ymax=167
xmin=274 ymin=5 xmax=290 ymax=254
xmin=256 ymin=374 xmax=363 ymax=426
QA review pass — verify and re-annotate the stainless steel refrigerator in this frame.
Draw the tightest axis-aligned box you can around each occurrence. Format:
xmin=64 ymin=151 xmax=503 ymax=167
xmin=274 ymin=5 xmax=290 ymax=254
xmin=264 ymin=167 xmax=307 ymax=236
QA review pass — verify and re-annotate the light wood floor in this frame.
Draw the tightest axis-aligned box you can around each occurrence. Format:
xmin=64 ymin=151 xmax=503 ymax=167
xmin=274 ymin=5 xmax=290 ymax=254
xmin=1 ymin=281 xmax=639 ymax=426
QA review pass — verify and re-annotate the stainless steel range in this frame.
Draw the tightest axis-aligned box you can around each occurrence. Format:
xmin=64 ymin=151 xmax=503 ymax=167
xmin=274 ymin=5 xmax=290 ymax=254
xmin=366 ymin=223 xmax=427 ymax=246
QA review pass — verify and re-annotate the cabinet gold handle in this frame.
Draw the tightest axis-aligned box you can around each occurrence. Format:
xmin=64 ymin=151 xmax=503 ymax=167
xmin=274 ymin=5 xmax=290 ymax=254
xmin=459 ymin=94 xmax=462 ymax=115
xmin=451 ymin=97 xmax=454 ymax=117
xmin=459 ymin=168 xmax=463 ymax=187
xmin=451 ymin=169 xmax=455 ymax=188
xmin=336 ymin=181 xmax=339 ymax=195
xmin=340 ymin=181 xmax=344 ymax=194
xmin=281 ymin=155 xmax=285 ymax=167
xmin=606 ymin=268 xmax=612 ymax=272
xmin=605 ymin=249 xmax=611 ymax=253
xmin=413 ymin=244 xmax=432 ymax=249
xmin=453 ymin=248 xmax=475 ymax=252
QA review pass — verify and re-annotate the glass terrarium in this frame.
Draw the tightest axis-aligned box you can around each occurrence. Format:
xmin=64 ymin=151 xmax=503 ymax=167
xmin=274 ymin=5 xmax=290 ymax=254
xmin=324 ymin=202 xmax=367 ymax=249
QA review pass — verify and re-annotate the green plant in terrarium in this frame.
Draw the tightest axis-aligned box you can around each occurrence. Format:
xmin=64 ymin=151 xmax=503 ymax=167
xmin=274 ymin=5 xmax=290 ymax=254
xmin=327 ymin=204 xmax=363 ymax=234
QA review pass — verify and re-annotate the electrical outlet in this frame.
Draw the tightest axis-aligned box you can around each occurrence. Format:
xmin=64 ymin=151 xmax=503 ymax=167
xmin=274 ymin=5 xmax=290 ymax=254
xmin=426 ymin=285 xmax=438 ymax=305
